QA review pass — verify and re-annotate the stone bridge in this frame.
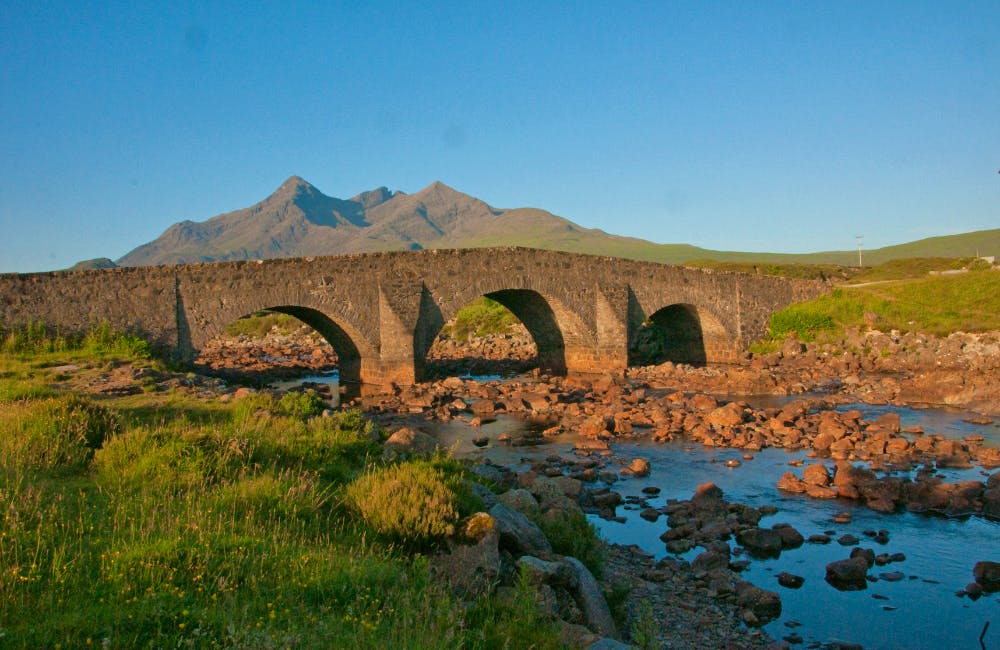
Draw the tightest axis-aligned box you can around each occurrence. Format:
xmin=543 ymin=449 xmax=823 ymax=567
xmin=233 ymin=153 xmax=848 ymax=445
xmin=0 ymin=248 xmax=826 ymax=390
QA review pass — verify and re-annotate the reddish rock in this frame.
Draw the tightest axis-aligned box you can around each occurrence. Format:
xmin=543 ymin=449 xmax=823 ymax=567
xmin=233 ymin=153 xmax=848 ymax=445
xmin=802 ymin=462 xmax=832 ymax=486
xmin=777 ymin=471 xmax=807 ymax=493
xmin=706 ymin=403 xmax=745 ymax=428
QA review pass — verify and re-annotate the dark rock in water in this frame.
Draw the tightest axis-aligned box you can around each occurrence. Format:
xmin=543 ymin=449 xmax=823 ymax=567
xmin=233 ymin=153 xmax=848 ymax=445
xmin=735 ymin=580 xmax=782 ymax=627
xmin=837 ymin=534 xmax=860 ymax=546
xmin=639 ymin=508 xmax=660 ymax=522
xmin=776 ymin=572 xmax=805 ymax=589
xmin=665 ymin=538 xmax=694 ymax=555
xmin=825 ymin=557 xmax=870 ymax=591
xmin=772 ymin=523 xmax=804 ymax=549
xmin=850 ymin=547 xmax=875 ymax=568
xmin=808 ymin=533 xmax=831 ymax=544
xmin=879 ymin=571 xmax=905 ymax=582
xmin=736 ymin=527 xmax=783 ymax=558
xmin=472 ymin=436 xmax=489 ymax=447
xmin=641 ymin=486 xmax=661 ymax=495
xmin=973 ymin=560 xmax=1000 ymax=592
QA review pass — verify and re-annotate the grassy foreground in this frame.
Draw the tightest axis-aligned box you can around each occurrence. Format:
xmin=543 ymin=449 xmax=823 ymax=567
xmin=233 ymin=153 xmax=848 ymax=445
xmin=0 ymin=329 xmax=568 ymax=649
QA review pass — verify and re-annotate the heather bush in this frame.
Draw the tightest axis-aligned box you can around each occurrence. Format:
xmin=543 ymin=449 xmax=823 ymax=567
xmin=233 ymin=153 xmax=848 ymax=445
xmin=344 ymin=462 xmax=459 ymax=545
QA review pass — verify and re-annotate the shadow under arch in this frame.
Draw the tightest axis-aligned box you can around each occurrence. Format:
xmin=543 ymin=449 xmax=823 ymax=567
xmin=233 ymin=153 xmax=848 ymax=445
xmin=479 ymin=289 xmax=568 ymax=375
xmin=415 ymin=288 xmax=575 ymax=378
xmin=262 ymin=305 xmax=363 ymax=386
xmin=629 ymin=303 xmax=731 ymax=367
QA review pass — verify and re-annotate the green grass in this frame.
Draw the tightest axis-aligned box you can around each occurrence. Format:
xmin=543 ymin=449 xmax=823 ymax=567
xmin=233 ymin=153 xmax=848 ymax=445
xmin=847 ymin=257 xmax=978 ymax=282
xmin=443 ymin=297 xmax=521 ymax=342
xmin=224 ymin=311 xmax=308 ymax=338
xmin=682 ymin=259 xmax=858 ymax=282
xmin=0 ymin=330 xmax=569 ymax=648
xmin=757 ymin=268 xmax=1000 ymax=347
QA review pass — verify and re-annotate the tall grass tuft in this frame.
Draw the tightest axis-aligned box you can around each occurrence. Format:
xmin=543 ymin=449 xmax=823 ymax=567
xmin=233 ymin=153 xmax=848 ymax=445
xmin=343 ymin=462 xmax=459 ymax=546
xmin=0 ymin=396 xmax=120 ymax=473
xmin=0 ymin=321 xmax=150 ymax=358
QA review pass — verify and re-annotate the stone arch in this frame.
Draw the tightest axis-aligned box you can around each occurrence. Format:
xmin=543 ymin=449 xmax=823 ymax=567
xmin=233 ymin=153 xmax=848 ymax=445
xmin=417 ymin=287 xmax=593 ymax=378
xmin=629 ymin=302 xmax=737 ymax=366
xmin=485 ymin=289 xmax=567 ymax=375
xmin=264 ymin=306 xmax=364 ymax=386
xmin=204 ymin=304 xmax=372 ymax=387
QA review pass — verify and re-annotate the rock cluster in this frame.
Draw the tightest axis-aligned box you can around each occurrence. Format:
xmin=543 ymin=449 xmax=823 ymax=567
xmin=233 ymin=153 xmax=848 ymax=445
xmin=195 ymin=329 xmax=337 ymax=381
xmin=633 ymin=328 xmax=1000 ymax=416
xmin=430 ymin=459 xmax=620 ymax=647
xmin=369 ymin=374 xmax=999 ymax=476
xmin=779 ymin=461 xmax=1000 ymax=518
xmin=655 ymin=483 xmax=785 ymax=627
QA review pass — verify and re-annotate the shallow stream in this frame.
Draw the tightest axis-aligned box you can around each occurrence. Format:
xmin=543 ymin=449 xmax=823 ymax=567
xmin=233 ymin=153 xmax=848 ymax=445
xmin=446 ymin=405 xmax=1000 ymax=650
xmin=273 ymin=373 xmax=999 ymax=649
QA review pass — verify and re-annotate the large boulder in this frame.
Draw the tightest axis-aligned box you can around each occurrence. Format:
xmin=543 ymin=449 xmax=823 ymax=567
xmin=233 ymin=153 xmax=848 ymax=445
xmin=772 ymin=523 xmax=804 ymax=549
xmin=803 ymin=462 xmax=832 ymax=486
xmin=382 ymin=427 xmax=438 ymax=458
xmin=497 ymin=488 xmax=541 ymax=519
xmin=561 ymin=556 xmax=617 ymax=637
xmin=825 ymin=556 xmax=869 ymax=591
xmin=736 ymin=527 xmax=783 ymax=558
xmin=489 ymin=503 xmax=552 ymax=557
xmin=430 ymin=513 xmax=500 ymax=597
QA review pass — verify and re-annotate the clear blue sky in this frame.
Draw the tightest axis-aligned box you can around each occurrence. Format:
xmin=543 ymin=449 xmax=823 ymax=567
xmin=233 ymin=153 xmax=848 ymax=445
xmin=2 ymin=1 xmax=998 ymax=272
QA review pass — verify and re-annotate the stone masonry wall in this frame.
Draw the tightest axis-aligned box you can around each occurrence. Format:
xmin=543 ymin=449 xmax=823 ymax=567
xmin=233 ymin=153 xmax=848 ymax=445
xmin=0 ymin=248 xmax=828 ymax=387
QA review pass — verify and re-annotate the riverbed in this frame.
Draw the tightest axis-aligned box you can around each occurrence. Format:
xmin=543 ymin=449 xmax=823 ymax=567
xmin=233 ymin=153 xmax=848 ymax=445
xmin=445 ymin=405 xmax=999 ymax=650
xmin=274 ymin=373 xmax=999 ymax=649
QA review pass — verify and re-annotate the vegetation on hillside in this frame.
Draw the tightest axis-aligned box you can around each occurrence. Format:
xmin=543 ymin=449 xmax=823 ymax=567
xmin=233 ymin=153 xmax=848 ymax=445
xmin=757 ymin=267 xmax=1000 ymax=346
xmin=0 ymin=326 xmax=580 ymax=648
xmin=682 ymin=260 xmax=858 ymax=282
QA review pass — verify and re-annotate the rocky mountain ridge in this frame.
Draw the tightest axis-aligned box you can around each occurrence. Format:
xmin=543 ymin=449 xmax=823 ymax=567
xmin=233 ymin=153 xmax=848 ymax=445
xmin=71 ymin=176 xmax=999 ymax=269
xmin=114 ymin=177 xmax=621 ymax=267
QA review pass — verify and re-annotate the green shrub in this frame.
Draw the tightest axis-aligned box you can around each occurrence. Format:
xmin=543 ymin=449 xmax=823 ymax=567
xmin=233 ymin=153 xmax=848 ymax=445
xmin=277 ymin=389 xmax=327 ymax=419
xmin=81 ymin=322 xmax=151 ymax=358
xmin=768 ymin=305 xmax=835 ymax=341
xmin=343 ymin=462 xmax=459 ymax=545
xmin=95 ymin=426 xmax=215 ymax=493
xmin=224 ymin=311 xmax=304 ymax=338
xmin=445 ymin=297 xmax=520 ymax=342
xmin=0 ymin=396 xmax=120 ymax=473
xmin=536 ymin=509 xmax=604 ymax=578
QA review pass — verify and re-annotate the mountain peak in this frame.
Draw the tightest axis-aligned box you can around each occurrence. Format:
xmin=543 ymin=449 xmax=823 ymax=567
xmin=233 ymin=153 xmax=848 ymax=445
xmin=269 ymin=175 xmax=318 ymax=202
xmin=352 ymin=186 xmax=394 ymax=210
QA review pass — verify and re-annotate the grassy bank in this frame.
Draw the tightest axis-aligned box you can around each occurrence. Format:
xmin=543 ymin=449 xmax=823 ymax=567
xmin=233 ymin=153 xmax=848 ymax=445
xmin=0 ymin=328 xmax=569 ymax=648
xmin=758 ymin=268 xmax=1000 ymax=345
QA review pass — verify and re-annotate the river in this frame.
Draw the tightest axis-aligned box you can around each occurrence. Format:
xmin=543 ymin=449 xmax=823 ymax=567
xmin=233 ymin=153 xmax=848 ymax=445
xmin=273 ymin=373 xmax=999 ymax=649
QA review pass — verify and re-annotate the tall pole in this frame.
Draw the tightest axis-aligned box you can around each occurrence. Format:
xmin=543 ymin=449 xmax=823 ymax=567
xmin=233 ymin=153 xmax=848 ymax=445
xmin=856 ymin=235 xmax=863 ymax=268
